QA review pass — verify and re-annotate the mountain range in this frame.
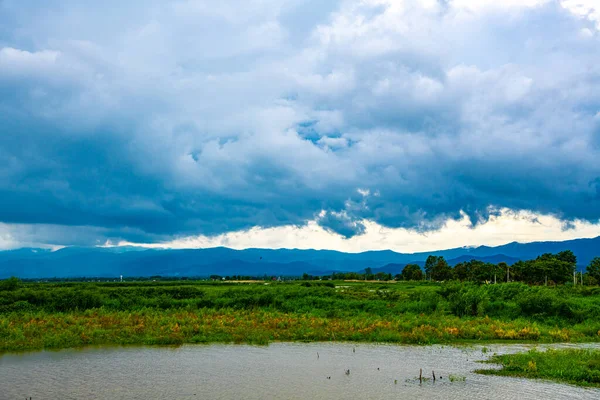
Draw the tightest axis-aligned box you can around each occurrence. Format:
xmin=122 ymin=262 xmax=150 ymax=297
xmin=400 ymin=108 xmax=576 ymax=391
xmin=0 ymin=236 xmax=598 ymax=279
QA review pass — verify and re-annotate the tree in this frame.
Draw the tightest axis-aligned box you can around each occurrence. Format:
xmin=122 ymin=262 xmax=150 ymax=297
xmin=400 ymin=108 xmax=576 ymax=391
xmin=548 ymin=259 xmax=575 ymax=284
xmin=401 ymin=264 xmax=423 ymax=281
xmin=365 ymin=267 xmax=373 ymax=280
xmin=556 ymin=250 xmax=577 ymax=266
xmin=498 ymin=262 xmax=509 ymax=282
xmin=513 ymin=253 xmax=575 ymax=285
xmin=469 ymin=260 xmax=489 ymax=282
xmin=583 ymin=273 xmax=598 ymax=286
xmin=424 ymin=256 xmax=438 ymax=280
xmin=473 ymin=261 xmax=492 ymax=283
xmin=0 ymin=277 xmax=20 ymax=291
xmin=375 ymin=272 xmax=388 ymax=281
xmin=430 ymin=257 xmax=452 ymax=281
xmin=453 ymin=262 xmax=470 ymax=282
xmin=587 ymin=257 xmax=600 ymax=282
xmin=535 ymin=253 xmax=575 ymax=284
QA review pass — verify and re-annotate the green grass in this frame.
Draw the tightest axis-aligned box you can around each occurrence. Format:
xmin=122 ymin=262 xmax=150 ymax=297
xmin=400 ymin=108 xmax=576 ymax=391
xmin=1 ymin=280 xmax=600 ymax=352
xmin=449 ymin=374 xmax=466 ymax=382
xmin=477 ymin=348 xmax=600 ymax=387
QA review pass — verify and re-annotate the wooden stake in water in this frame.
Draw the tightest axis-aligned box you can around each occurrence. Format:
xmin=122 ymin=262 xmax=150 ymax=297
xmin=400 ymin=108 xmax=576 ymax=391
xmin=419 ymin=369 xmax=422 ymax=384
xmin=432 ymin=371 xmax=436 ymax=382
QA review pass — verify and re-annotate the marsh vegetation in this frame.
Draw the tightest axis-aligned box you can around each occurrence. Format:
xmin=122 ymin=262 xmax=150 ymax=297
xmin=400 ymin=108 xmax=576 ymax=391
xmin=478 ymin=347 xmax=600 ymax=387
xmin=2 ymin=278 xmax=600 ymax=352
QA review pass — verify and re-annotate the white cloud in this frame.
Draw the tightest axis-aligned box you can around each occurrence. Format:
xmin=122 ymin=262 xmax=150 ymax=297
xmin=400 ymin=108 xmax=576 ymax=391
xmin=0 ymin=47 xmax=59 ymax=66
xmin=561 ymin=0 xmax=600 ymax=28
xmin=0 ymin=47 xmax=62 ymax=80
xmin=0 ymin=224 xmax=16 ymax=250
xmin=452 ymin=0 xmax=551 ymax=12
xmin=106 ymin=210 xmax=600 ymax=253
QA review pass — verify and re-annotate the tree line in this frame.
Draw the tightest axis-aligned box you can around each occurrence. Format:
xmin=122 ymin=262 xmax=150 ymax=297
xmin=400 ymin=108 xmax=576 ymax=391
xmin=418 ymin=251 xmax=579 ymax=285
xmin=313 ymin=251 xmax=600 ymax=285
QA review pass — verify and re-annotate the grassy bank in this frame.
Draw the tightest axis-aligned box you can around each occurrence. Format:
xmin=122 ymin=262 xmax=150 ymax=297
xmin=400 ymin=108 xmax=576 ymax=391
xmin=477 ymin=348 xmax=600 ymax=387
xmin=2 ymin=280 xmax=600 ymax=352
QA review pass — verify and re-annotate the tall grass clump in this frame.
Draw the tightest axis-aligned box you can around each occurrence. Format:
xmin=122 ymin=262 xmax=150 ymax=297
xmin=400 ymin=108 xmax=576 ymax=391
xmin=478 ymin=348 xmax=600 ymax=387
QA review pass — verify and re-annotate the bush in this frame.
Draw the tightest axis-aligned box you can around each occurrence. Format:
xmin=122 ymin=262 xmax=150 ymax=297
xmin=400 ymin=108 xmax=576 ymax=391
xmin=446 ymin=285 xmax=490 ymax=317
xmin=0 ymin=277 xmax=21 ymax=291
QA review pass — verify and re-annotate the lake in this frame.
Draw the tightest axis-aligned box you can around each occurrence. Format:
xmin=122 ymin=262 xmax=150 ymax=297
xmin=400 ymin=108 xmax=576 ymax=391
xmin=1 ymin=343 xmax=599 ymax=399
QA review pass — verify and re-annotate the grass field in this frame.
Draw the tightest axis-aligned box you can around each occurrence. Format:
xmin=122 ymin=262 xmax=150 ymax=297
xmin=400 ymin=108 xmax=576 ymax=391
xmin=2 ymin=280 xmax=600 ymax=352
xmin=477 ymin=348 xmax=600 ymax=387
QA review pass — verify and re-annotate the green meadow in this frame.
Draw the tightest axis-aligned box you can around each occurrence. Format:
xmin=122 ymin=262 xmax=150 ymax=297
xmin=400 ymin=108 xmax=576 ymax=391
xmin=2 ymin=279 xmax=600 ymax=353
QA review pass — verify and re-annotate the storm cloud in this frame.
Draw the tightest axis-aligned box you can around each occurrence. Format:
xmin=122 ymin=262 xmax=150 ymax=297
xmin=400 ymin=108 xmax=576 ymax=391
xmin=1 ymin=0 xmax=599 ymax=246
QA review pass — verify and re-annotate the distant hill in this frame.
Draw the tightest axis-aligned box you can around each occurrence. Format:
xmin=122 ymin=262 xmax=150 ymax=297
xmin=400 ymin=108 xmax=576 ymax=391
xmin=0 ymin=236 xmax=598 ymax=279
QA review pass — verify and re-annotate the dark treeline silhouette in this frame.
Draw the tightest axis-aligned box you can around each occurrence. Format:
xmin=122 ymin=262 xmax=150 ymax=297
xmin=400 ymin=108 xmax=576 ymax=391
xmin=324 ymin=268 xmax=393 ymax=282
xmin=311 ymin=251 xmax=600 ymax=285
xmin=424 ymin=251 xmax=579 ymax=285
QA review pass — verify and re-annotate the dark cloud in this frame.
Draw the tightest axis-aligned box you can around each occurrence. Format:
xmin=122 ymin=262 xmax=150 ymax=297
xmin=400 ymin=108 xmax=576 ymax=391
xmin=1 ymin=0 xmax=599 ymax=246
xmin=317 ymin=211 xmax=366 ymax=239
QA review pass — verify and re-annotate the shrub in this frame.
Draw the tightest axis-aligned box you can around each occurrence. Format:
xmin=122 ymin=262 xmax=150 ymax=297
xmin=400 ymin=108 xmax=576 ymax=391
xmin=0 ymin=277 xmax=21 ymax=291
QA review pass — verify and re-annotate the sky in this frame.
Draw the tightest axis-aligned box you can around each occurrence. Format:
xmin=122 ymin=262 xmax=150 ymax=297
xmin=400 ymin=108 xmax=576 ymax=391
xmin=1 ymin=0 xmax=599 ymax=252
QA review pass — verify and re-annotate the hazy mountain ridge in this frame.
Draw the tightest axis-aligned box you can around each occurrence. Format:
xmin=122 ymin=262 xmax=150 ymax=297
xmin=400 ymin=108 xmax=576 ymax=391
xmin=0 ymin=236 xmax=598 ymax=278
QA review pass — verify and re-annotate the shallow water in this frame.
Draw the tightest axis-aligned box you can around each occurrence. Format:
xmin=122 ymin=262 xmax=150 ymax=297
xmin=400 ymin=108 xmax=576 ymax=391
xmin=1 ymin=343 xmax=599 ymax=400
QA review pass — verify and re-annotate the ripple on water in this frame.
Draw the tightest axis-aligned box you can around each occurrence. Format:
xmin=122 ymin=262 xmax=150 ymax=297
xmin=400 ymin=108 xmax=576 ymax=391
xmin=1 ymin=343 xmax=599 ymax=400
